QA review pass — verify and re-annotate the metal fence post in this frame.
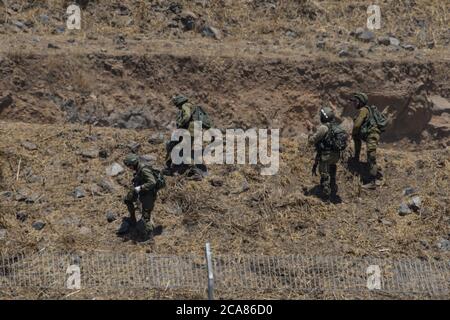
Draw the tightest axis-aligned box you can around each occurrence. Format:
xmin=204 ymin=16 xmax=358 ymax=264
xmin=205 ymin=242 xmax=214 ymax=300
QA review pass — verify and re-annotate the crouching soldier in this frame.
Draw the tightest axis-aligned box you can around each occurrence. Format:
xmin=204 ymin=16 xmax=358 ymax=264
xmin=306 ymin=106 xmax=348 ymax=201
xmin=123 ymin=154 xmax=165 ymax=235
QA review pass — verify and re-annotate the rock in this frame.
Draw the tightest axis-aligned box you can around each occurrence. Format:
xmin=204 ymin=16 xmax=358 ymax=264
xmin=338 ymin=49 xmax=351 ymax=58
xmin=402 ymin=44 xmax=416 ymax=51
xmin=106 ymin=163 xmax=124 ymax=177
xmin=377 ymin=36 xmax=391 ymax=46
xmin=97 ymin=178 xmax=119 ymax=194
xmin=22 ymin=141 xmax=38 ymax=151
xmin=87 ymin=184 xmax=103 ymax=196
xmin=148 ymin=133 xmax=165 ymax=145
xmin=0 ymin=94 xmax=13 ymax=111
xmin=140 ymin=154 xmax=156 ymax=164
xmin=0 ymin=191 xmax=14 ymax=200
xmin=48 ymin=43 xmax=60 ymax=49
xmin=39 ymin=15 xmax=50 ymax=24
xmin=79 ymin=226 xmax=91 ymax=236
xmin=358 ymin=30 xmax=375 ymax=42
xmin=99 ymin=149 xmax=109 ymax=159
xmin=106 ymin=212 xmax=117 ymax=223
xmin=80 ymin=148 xmax=99 ymax=159
xmin=54 ymin=26 xmax=65 ymax=34
xmin=127 ymin=141 xmax=141 ymax=153
xmin=13 ymin=21 xmax=25 ymax=29
xmin=429 ymin=95 xmax=450 ymax=115
xmin=285 ymin=30 xmax=298 ymax=38
xmin=73 ymin=187 xmax=86 ymax=199
xmin=201 ymin=26 xmax=222 ymax=40
xmin=389 ymin=37 xmax=400 ymax=46
xmin=403 ymin=187 xmax=416 ymax=196
xmin=210 ymin=178 xmax=224 ymax=187
xmin=169 ymin=3 xmax=183 ymax=14
xmin=0 ymin=229 xmax=6 ymax=240
xmin=380 ymin=218 xmax=392 ymax=226
xmin=16 ymin=211 xmax=28 ymax=222
xmin=409 ymin=196 xmax=421 ymax=212
xmin=398 ymin=203 xmax=412 ymax=216
xmin=427 ymin=41 xmax=435 ymax=49
xmin=180 ymin=10 xmax=197 ymax=31
xmin=32 ymin=221 xmax=46 ymax=231
xmin=437 ymin=239 xmax=450 ymax=251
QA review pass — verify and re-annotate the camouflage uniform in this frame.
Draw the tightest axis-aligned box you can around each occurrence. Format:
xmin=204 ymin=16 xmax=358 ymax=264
xmin=352 ymin=98 xmax=381 ymax=182
xmin=165 ymin=96 xmax=195 ymax=168
xmin=308 ymin=123 xmax=340 ymax=198
xmin=124 ymin=159 xmax=158 ymax=233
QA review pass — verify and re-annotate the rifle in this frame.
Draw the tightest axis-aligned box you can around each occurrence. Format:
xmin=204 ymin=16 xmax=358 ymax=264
xmin=312 ymin=150 xmax=320 ymax=176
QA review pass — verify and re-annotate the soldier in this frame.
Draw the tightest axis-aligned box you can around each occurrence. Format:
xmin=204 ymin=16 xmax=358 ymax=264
xmin=122 ymin=154 xmax=164 ymax=235
xmin=164 ymin=94 xmax=212 ymax=179
xmin=306 ymin=106 xmax=347 ymax=201
xmin=350 ymin=92 xmax=383 ymax=189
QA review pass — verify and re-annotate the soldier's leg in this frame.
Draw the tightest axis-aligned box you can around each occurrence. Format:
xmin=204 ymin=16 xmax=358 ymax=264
xmin=366 ymin=133 xmax=380 ymax=180
xmin=353 ymin=136 xmax=362 ymax=162
xmin=319 ymin=160 xmax=331 ymax=197
xmin=140 ymin=193 xmax=156 ymax=233
xmin=124 ymin=191 xmax=138 ymax=224
xmin=329 ymin=163 xmax=338 ymax=196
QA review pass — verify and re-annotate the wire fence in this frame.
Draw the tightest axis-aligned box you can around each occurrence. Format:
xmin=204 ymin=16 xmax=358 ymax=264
xmin=0 ymin=250 xmax=449 ymax=299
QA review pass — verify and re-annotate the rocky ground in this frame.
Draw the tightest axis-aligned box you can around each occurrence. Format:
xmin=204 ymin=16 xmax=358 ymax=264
xmin=0 ymin=0 xmax=449 ymax=299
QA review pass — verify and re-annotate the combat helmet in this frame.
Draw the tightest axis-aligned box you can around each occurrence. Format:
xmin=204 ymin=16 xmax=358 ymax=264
xmin=320 ymin=106 xmax=335 ymax=123
xmin=123 ymin=154 xmax=139 ymax=167
xmin=353 ymin=92 xmax=368 ymax=106
xmin=172 ymin=94 xmax=188 ymax=107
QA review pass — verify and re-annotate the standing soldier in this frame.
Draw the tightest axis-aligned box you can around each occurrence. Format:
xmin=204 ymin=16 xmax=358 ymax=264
xmin=351 ymin=92 xmax=387 ymax=189
xmin=122 ymin=154 xmax=165 ymax=236
xmin=306 ymin=106 xmax=348 ymax=201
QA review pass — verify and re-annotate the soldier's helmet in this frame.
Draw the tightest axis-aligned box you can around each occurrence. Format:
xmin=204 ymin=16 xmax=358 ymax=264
xmin=320 ymin=106 xmax=335 ymax=123
xmin=172 ymin=95 xmax=188 ymax=107
xmin=353 ymin=92 xmax=368 ymax=106
xmin=123 ymin=154 xmax=139 ymax=168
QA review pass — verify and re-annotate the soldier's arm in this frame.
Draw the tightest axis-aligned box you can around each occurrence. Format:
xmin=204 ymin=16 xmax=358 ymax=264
xmin=308 ymin=125 xmax=328 ymax=146
xmin=352 ymin=107 xmax=369 ymax=136
xmin=140 ymin=168 xmax=157 ymax=193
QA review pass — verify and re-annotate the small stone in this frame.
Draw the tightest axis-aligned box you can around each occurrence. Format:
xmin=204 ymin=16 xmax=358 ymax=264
xmin=140 ymin=154 xmax=156 ymax=164
xmin=39 ymin=15 xmax=49 ymax=24
xmin=338 ymin=50 xmax=351 ymax=58
xmin=97 ymin=178 xmax=118 ymax=194
xmin=106 ymin=163 xmax=124 ymax=177
xmin=13 ymin=21 xmax=25 ymax=29
xmin=127 ymin=141 xmax=141 ymax=153
xmin=403 ymin=187 xmax=416 ymax=196
xmin=210 ymin=178 xmax=224 ymax=187
xmin=380 ymin=218 xmax=392 ymax=226
xmin=201 ymin=26 xmax=222 ymax=40
xmin=32 ymin=221 xmax=46 ymax=231
xmin=0 ymin=191 xmax=13 ymax=200
xmin=398 ymin=203 xmax=412 ymax=216
xmin=80 ymin=148 xmax=99 ymax=159
xmin=358 ymin=30 xmax=375 ymax=42
xmin=16 ymin=211 xmax=28 ymax=222
xmin=409 ymin=196 xmax=421 ymax=212
xmin=389 ymin=37 xmax=400 ymax=46
xmin=22 ymin=141 xmax=38 ymax=151
xmin=148 ymin=133 xmax=165 ymax=145
xmin=402 ymin=44 xmax=416 ymax=51
xmin=79 ymin=226 xmax=91 ymax=236
xmin=106 ymin=212 xmax=117 ymax=223
xmin=437 ymin=239 xmax=450 ymax=251
xmin=73 ymin=187 xmax=86 ymax=199
xmin=377 ymin=36 xmax=391 ymax=46
xmin=316 ymin=40 xmax=326 ymax=49
xmin=48 ymin=43 xmax=60 ymax=49
xmin=99 ymin=149 xmax=108 ymax=158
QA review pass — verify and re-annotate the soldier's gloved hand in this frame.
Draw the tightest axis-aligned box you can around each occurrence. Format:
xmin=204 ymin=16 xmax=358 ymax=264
xmin=134 ymin=186 xmax=142 ymax=194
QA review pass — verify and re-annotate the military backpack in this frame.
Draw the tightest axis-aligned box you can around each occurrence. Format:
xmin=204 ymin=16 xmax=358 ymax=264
xmin=190 ymin=105 xmax=213 ymax=129
xmin=151 ymin=168 xmax=166 ymax=191
xmin=318 ymin=122 xmax=348 ymax=152
xmin=360 ymin=105 xmax=388 ymax=138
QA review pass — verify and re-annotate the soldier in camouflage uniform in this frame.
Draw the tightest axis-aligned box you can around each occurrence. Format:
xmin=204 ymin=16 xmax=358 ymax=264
xmin=307 ymin=106 xmax=340 ymax=200
xmin=164 ymin=95 xmax=194 ymax=172
xmin=123 ymin=154 xmax=158 ymax=234
xmin=351 ymin=92 xmax=381 ymax=189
